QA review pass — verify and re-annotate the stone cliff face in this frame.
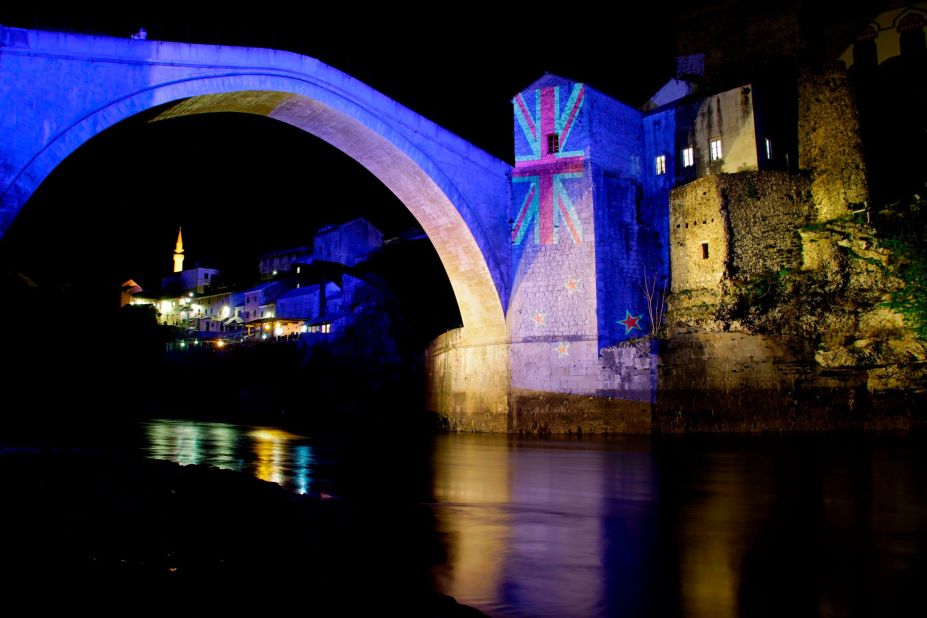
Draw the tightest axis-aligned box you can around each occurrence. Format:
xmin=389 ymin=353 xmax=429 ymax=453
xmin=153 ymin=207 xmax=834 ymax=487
xmin=663 ymin=213 xmax=926 ymax=431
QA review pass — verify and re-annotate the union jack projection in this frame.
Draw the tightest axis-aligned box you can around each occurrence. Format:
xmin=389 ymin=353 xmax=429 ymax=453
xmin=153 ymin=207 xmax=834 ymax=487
xmin=512 ymin=83 xmax=586 ymax=245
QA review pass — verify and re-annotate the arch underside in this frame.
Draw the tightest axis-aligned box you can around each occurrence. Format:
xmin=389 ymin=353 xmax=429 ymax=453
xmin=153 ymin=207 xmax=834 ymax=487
xmin=0 ymin=30 xmax=512 ymax=424
xmin=19 ymin=84 xmax=508 ymax=343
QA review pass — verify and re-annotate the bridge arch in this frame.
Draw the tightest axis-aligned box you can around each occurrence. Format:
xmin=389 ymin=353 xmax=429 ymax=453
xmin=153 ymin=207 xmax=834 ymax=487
xmin=0 ymin=28 xmax=510 ymax=342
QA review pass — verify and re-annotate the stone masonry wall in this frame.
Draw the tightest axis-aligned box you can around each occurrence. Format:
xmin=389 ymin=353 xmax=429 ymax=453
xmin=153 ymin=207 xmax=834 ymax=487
xmin=669 ymin=176 xmax=729 ymax=294
xmin=670 ymin=172 xmax=814 ymax=295
xmin=511 ymin=337 xmax=656 ymax=435
xmin=508 ymin=77 xmax=601 ymax=400
xmin=655 ymin=328 xmax=800 ymax=431
xmin=721 ymin=171 xmax=813 ymax=279
xmin=655 ymin=327 xmax=925 ymax=432
xmin=425 ymin=328 xmax=510 ymax=432
xmin=798 ymin=64 xmax=869 ymax=221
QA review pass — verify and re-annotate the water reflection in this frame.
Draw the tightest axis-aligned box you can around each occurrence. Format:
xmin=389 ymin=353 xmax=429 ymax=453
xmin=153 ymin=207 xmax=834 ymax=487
xmin=675 ymin=451 xmax=769 ymax=618
xmin=432 ymin=435 xmax=658 ymax=617
xmin=142 ymin=421 xmax=927 ymax=617
xmin=143 ymin=419 xmax=315 ymax=495
xmin=250 ymin=428 xmax=295 ymax=486
xmin=430 ymin=435 xmax=927 ymax=618
xmin=432 ymin=435 xmax=511 ymax=608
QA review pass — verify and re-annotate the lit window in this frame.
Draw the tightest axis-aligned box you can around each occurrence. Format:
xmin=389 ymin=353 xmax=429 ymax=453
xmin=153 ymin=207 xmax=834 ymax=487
xmin=655 ymin=155 xmax=666 ymax=175
xmin=765 ymin=138 xmax=772 ymax=160
xmin=709 ymin=138 xmax=723 ymax=161
xmin=682 ymin=146 xmax=695 ymax=168
xmin=547 ymin=133 xmax=559 ymax=154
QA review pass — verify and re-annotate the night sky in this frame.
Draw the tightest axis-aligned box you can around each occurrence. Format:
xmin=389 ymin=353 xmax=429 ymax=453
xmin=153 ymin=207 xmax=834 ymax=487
xmin=0 ymin=4 xmax=878 ymax=301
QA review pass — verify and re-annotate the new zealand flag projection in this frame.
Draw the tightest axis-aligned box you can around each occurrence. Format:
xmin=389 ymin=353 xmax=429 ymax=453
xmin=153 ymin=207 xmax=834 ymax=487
xmin=512 ymin=83 xmax=586 ymax=245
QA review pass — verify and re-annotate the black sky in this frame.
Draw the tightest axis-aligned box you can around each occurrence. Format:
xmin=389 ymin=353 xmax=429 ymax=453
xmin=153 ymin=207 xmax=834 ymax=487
xmin=0 ymin=7 xmax=680 ymax=157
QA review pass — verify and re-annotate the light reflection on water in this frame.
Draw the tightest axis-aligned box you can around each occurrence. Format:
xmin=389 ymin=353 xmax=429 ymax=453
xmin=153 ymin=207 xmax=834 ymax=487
xmin=431 ymin=435 xmax=657 ymax=617
xmin=143 ymin=419 xmax=316 ymax=495
xmin=427 ymin=434 xmax=927 ymax=618
xmin=141 ymin=421 xmax=927 ymax=617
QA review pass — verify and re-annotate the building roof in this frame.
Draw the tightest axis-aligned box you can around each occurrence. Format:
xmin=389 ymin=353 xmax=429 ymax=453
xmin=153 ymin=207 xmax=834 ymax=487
xmin=641 ymin=79 xmax=754 ymax=116
xmin=276 ymin=285 xmax=320 ymax=300
xmin=518 ymin=72 xmax=576 ymax=93
xmin=242 ymin=280 xmax=286 ymax=294
xmin=642 ymin=78 xmax=695 ymax=111
xmin=244 ymin=316 xmax=308 ymax=325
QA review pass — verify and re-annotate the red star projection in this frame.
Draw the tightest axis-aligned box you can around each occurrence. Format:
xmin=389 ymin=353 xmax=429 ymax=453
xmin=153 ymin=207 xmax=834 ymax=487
xmin=618 ymin=310 xmax=643 ymax=335
xmin=532 ymin=311 xmax=546 ymax=327
xmin=564 ymin=277 xmax=579 ymax=295
xmin=555 ymin=341 xmax=570 ymax=357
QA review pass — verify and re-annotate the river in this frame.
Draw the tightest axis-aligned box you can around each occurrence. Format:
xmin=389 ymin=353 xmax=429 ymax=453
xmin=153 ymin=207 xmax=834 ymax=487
xmin=141 ymin=419 xmax=927 ymax=617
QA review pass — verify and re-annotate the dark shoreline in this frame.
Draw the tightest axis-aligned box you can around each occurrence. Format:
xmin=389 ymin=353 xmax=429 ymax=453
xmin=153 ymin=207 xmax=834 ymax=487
xmin=0 ymin=446 xmax=484 ymax=616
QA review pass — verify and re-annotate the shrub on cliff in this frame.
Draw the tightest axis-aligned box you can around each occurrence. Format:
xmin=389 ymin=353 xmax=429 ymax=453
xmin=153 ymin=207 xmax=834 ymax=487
xmin=875 ymin=188 xmax=927 ymax=341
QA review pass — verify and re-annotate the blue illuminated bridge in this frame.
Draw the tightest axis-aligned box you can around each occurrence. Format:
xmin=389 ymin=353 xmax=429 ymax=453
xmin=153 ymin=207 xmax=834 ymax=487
xmin=0 ymin=26 xmax=664 ymax=433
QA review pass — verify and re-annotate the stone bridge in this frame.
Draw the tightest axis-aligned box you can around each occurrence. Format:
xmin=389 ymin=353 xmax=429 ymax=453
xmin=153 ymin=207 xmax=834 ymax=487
xmin=1 ymin=26 xmax=665 ymax=432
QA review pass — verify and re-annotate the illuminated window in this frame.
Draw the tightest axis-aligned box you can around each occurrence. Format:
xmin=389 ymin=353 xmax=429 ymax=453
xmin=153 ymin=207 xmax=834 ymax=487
xmin=547 ymin=133 xmax=559 ymax=154
xmin=655 ymin=155 xmax=666 ymax=175
xmin=702 ymin=243 xmax=709 ymax=259
xmin=765 ymin=138 xmax=772 ymax=160
xmin=682 ymin=146 xmax=694 ymax=168
xmin=710 ymin=138 xmax=723 ymax=161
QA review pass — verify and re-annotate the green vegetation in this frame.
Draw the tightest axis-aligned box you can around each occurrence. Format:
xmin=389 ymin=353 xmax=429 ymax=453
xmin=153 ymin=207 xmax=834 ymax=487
xmin=726 ymin=267 xmax=792 ymax=321
xmin=875 ymin=188 xmax=927 ymax=341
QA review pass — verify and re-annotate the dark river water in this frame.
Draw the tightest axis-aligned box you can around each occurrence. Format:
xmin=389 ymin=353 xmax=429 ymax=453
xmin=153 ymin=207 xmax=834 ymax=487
xmin=142 ymin=419 xmax=927 ymax=617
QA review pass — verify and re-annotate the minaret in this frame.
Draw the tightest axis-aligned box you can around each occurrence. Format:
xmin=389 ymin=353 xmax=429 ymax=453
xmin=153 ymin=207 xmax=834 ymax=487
xmin=173 ymin=227 xmax=185 ymax=273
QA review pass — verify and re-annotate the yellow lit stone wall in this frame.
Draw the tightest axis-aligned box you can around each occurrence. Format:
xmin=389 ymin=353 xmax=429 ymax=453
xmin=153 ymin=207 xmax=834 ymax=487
xmin=425 ymin=327 xmax=511 ymax=432
xmin=798 ymin=65 xmax=869 ymax=221
xmin=670 ymin=172 xmax=813 ymax=296
xmin=722 ymin=171 xmax=813 ymax=278
xmin=669 ymin=177 xmax=729 ymax=294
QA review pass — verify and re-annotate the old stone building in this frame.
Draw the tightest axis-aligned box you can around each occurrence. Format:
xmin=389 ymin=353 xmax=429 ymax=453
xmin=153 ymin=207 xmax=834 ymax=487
xmin=645 ymin=4 xmax=927 ymax=431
